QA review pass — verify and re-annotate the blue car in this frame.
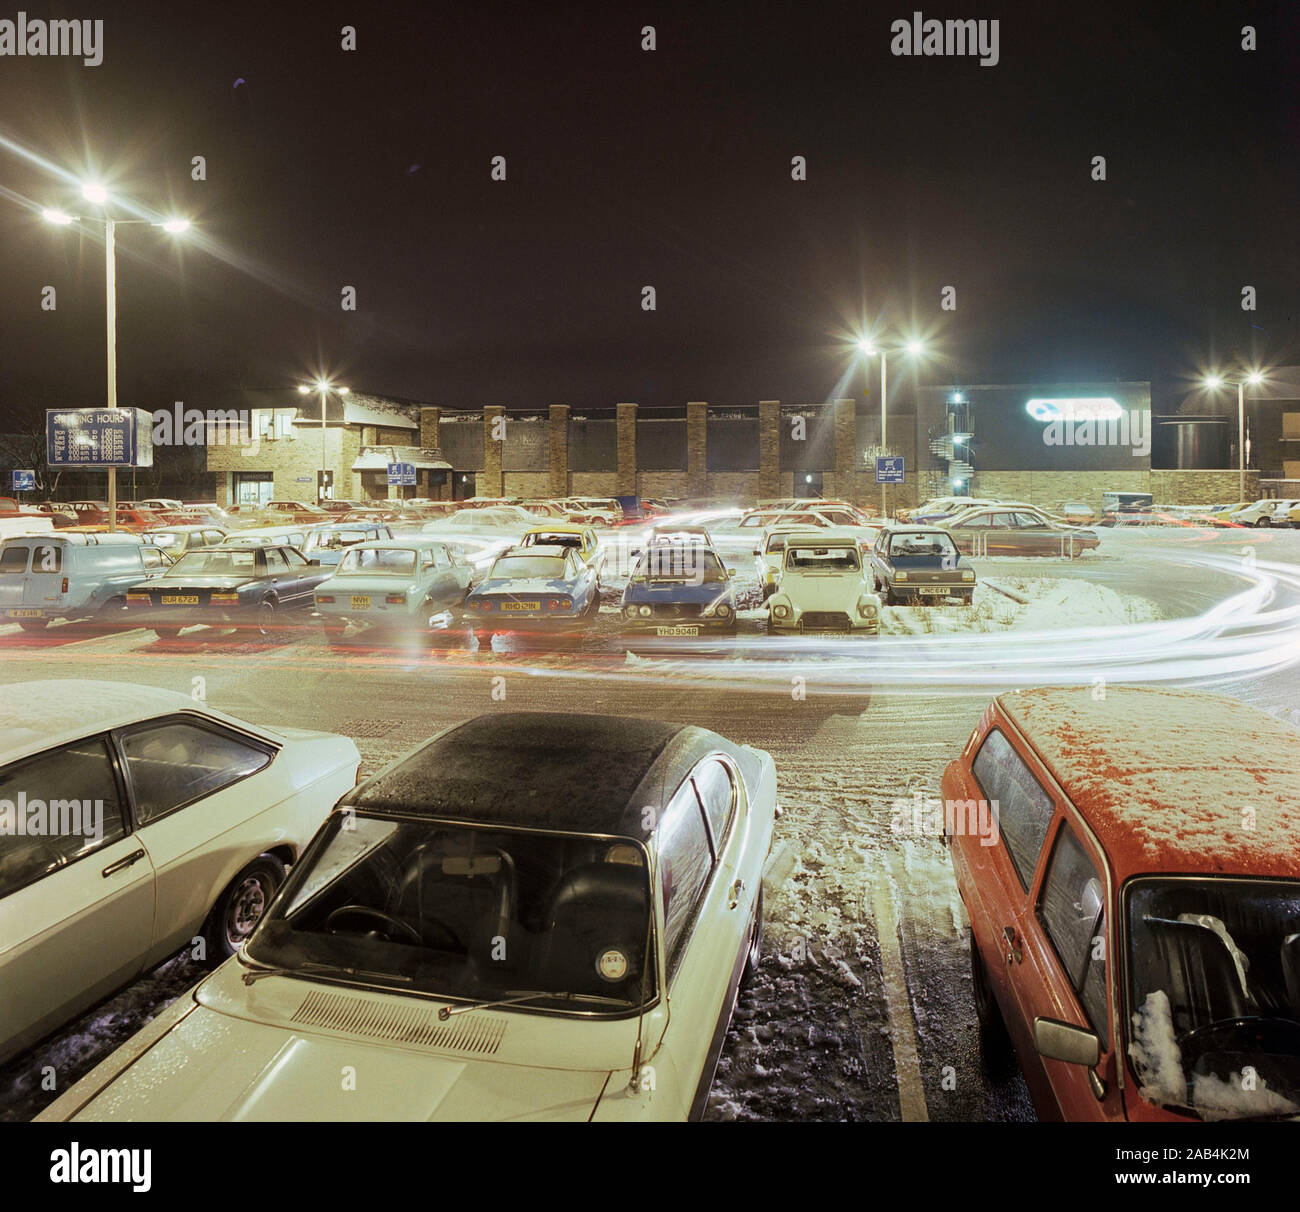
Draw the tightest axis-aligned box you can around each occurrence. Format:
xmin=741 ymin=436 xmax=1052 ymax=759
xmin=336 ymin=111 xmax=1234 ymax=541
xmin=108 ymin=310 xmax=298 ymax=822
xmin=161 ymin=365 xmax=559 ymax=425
xmin=464 ymin=545 xmax=600 ymax=640
xmin=620 ymin=544 xmax=737 ymax=637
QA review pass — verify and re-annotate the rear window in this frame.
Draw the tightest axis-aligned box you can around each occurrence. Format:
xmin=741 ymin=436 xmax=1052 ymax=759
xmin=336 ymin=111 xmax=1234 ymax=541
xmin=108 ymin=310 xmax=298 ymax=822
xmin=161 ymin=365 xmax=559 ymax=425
xmin=489 ymin=555 xmax=566 ymax=579
xmin=785 ymin=546 xmax=860 ymax=571
xmin=29 ymin=543 xmax=62 ymax=574
xmin=971 ymin=727 xmax=1056 ymax=891
xmin=0 ymin=546 xmax=29 ymax=574
xmin=338 ymin=548 xmax=417 ymax=576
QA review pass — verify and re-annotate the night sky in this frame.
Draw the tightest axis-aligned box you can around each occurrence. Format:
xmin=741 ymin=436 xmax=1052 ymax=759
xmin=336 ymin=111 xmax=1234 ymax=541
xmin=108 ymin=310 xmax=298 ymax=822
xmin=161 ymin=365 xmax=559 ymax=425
xmin=0 ymin=0 xmax=1296 ymax=414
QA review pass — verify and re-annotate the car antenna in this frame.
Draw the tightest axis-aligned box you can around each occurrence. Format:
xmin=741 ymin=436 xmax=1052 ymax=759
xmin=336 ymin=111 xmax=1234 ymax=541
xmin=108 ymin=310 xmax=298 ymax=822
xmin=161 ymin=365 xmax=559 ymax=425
xmin=627 ymin=847 xmax=658 ymax=1096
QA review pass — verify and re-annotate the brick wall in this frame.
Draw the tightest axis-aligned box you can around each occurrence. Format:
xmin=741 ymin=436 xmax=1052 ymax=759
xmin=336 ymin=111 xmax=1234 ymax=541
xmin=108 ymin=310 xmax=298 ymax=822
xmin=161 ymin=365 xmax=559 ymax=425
xmin=686 ymin=401 xmax=708 ymax=496
xmin=549 ymin=405 xmax=569 ymax=495
xmin=616 ymin=403 xmax=637 ymax=495
xmin=705 ymin=472 xmax=760 ymax=502
xmin=637 ymin=470 xmax=692 ymax=500
xmin=482 ymin=407 xmax=504 ymax=496
xmin=759 ymin=400 xmax=780 ymax=496
xmin=1149 ymin=468 xmax=1260 ymax=505
xmin=503 ymin=471 xmax=553 ymax=497
xmin=570 ymin=471 xmax=617 ymax=496
xmin=975 ymin=469 xmax=1150 ymax=513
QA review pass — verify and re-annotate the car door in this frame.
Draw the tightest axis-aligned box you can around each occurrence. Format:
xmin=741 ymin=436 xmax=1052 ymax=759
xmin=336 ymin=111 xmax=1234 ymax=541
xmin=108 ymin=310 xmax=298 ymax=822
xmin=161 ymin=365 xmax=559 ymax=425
xmin=114 ymin=716 xmax=276 ymax=963
xmin=424 ymin=544 xmax=459 ymax=607
xmin=0 ymin=735 xmax=156 ymax=1063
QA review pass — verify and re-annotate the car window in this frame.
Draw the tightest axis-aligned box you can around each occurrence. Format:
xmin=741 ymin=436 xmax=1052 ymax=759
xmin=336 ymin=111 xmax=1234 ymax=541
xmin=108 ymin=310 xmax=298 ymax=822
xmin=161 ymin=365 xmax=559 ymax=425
xmin=1038 ymin=825 xmax=1109 ymax=1048
xmin=141 ymin=547 xmax=167 ymax=570
xmin=0 ymin=546 xmax=29 ymax=574
xmin=959 ymin=513 xmax=990 ymax=528
xmin=0 ymin=737 xmax=127 ymax=898
xmin=121 ymin=720 xmax=272 ymax=825
xmin=30 ymin=542 xmax=62 ymax=573
xmin=263 ymin=549 xmax=289 ymax=573
xmin=691 ymin=759 xmax=736 ymax=856
xmin=658 ymin=779 xmax=714 ymax=980
xmin=971 ymin=727 xmax=1055 ymax=891
xmin=1013 ymin=512 xmax=1044 ymax=528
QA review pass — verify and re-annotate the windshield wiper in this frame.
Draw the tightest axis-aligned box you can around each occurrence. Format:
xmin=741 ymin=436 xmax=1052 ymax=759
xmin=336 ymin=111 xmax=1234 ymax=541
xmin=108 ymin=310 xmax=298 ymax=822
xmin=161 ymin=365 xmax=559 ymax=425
xmin=240 ymin=958 xmax=413 ymax=986
xmin=438 ymin=989 xmax=623 ymax=1020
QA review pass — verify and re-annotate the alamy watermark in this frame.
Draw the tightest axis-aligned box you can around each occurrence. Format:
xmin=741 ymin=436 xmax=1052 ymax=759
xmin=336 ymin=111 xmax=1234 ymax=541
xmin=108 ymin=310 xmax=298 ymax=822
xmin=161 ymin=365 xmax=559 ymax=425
xmin=0 ymin=792 xmax=104 ymax=845
xmin=890 ymin=13 xmax=999 ymax=67
xmin=891 ymin=791 xmax=999 ymax=846
xmin=0 ymin=12 xmax=103 ymax=66
xmin=1040 ymin=404 xmax=1151 ymax=457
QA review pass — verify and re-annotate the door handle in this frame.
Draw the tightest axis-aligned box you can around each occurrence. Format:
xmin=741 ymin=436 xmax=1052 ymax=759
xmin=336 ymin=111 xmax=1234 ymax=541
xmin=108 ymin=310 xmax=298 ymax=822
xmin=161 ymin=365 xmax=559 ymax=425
xmin=103 ymin=849 xmax=146 ymax=878
xmin=1002 ymin=924 xmax=1022 ymax=965
xmin=727 ymin=879 xmax=745 ymax=910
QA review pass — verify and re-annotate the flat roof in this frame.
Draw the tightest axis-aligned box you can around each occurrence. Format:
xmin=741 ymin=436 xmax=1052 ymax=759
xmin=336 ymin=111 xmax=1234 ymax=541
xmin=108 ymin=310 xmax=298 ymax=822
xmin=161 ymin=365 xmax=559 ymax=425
xmin=997 ymin=686 xmax=1300 ymax=880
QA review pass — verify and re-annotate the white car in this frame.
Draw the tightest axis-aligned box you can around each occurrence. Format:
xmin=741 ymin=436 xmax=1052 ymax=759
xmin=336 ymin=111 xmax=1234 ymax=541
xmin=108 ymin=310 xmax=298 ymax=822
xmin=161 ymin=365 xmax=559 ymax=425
xmin=753 ymin=524 xmax=815 ymax=600
xmin=767 ymin=530 xmax=881 ymax=634
xmin=0 ymin=680 xmax=360 ymax=1067
xmin=563 ymin=498 xmax=623 ymax=527
xmin=38 ymin=713 xmax=776 ymax=1122
xmin=1226 ymin=498 xmax=1300 ymax=527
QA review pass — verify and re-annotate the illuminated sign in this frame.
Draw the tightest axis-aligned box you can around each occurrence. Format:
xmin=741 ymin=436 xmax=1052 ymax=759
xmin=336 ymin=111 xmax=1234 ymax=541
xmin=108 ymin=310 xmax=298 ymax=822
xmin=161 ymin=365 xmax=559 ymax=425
xmin=1025 ymin=397 xmax=1122 ymax=422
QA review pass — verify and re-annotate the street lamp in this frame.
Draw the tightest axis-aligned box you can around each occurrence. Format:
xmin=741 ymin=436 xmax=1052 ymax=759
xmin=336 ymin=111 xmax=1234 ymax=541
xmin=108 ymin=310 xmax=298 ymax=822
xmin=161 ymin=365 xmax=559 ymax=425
xmin=298 ymin=380 xmax=349 ymax=503
xmin=42 ymin=188 xmax=192 ymax=531
xmin=856 ymin=336 xmax=926 ymax=518
xmin=1203 ymin=370 xmax=1265 ymax=500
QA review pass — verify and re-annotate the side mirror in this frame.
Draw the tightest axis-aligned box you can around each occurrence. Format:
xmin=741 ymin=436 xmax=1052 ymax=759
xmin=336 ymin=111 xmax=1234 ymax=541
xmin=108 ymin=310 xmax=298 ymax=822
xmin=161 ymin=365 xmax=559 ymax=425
xmin=1033 ymin=1017 xmax=1100 ymax=1067
xmin=727 ymin=567 xmax=736 ymax=577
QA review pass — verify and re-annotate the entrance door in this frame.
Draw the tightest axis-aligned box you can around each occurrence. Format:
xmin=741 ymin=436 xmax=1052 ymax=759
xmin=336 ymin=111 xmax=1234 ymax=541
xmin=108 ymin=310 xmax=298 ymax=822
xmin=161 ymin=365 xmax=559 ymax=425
xmin=454 ymin=472 xmax=475 ymax=501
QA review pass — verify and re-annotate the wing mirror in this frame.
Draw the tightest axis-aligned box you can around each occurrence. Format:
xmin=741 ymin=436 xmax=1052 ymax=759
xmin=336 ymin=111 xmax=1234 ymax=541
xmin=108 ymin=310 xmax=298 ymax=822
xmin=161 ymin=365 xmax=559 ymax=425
xmin=1033 ymin=1017 xmax=1100 ymax=1067
xmin=727 ymin=567 xmax=736 ymax=577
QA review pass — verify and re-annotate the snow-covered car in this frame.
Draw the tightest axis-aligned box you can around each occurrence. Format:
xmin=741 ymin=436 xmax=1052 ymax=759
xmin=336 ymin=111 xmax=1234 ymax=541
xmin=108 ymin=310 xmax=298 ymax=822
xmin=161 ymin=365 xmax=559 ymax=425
xmin=1055 ymin=501 xmax=1097 ymax=525
xmin=0 ymin=679 xmax=360 ymax=1068
xmin=621 ymin=544 xmax=737 ymax=637
xmin=1225 ymin=499 xmax=1300 ymax=528
xmin=315 ymin=538 xmax=474 ymax=639
xmin=753 ymin=524 xmax=814 ymax=600
xmin=944 ymin=686 xmax=1300 ymax=1123
xmin=299 ymin=521 xmax=395 ymax=566
xmin=518 ymin=523 xmax=605 ymax=580
xmin=464 ymin=545 xmax=600 ymax=639
xmin=767 ymin=531 xmax=881 ymax=635
xmin=141 ymin=524 xmax=229 ymax=559
xmin=564 ymin=497 xmax=623 ymax=527
xmin=642 ymin=523 xmax=717 ymax=552
xmin=36 ymin=712 xmax=776 ymax=1122
xmin=869 ymin=526 xmax=976 ymax=606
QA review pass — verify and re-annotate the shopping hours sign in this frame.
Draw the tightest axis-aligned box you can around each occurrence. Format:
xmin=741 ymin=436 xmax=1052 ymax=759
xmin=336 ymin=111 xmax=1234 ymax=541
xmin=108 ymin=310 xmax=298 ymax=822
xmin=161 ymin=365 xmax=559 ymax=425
xmin=875 ymin=455 xmax=905 ymax=484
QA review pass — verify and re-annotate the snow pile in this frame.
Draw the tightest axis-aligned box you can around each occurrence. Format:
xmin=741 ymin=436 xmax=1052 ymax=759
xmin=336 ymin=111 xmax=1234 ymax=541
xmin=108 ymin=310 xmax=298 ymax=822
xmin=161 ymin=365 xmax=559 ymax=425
xmin=1190 ymin=1072 xmax=1300 ymax=1122
xmin=1128 ymin=990 xmax=1187 ymax=1107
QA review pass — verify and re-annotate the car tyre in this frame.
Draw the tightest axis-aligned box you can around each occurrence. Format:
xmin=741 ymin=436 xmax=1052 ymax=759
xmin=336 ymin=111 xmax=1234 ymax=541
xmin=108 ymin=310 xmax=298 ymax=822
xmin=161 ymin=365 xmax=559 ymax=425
xmin=1255 ymin=517 xmax=1270 ymax=527
xmin=741 ymin=886 xmax=764 ymax=986
xmin=97 ymin=595 xmax=127 ymax=623
xmin=254 ymin=597 xmax=277 ymax=637
xmin=152 ymin=625 xmax=181 ymax=640
xmin=970 ymin=931 xmax=1015 ymax=1070
xmin=203 ymin=854 xmax=286 ymax=962
xmin=17 ymin=618 xmax=49 ymax=632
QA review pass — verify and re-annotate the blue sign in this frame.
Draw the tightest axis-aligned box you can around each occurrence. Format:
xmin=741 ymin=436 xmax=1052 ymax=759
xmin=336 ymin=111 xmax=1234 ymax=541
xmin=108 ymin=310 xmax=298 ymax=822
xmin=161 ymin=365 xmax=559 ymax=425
xmin=875 ymin=455 xmax=905 ymax=484
xmin=46 ymin=408 xmax=153 ymax=468
xmin=11 ymin=470 xmax=35 ymax=492
xmin=387 ymin=461 xmax=417 ymax=486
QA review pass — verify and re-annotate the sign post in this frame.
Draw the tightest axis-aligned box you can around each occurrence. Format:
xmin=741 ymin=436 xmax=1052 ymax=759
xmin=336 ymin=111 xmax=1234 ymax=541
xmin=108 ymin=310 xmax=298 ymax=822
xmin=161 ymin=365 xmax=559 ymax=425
xmin=11 ymin=470 xmax=35 ymax=495
xmin=386 ymin=462 xmax=417 ymax=496
xmin=875 ymin=455 xmax=904 ymax=518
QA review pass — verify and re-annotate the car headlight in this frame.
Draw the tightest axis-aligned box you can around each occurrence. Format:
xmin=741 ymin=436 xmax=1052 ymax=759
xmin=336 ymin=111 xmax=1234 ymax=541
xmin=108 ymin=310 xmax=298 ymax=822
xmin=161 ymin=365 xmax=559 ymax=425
xmin=638 ymin=604 xmax=652 ymax=617
xmin=858 ymin=600 xmax=878 ymax=617
xmin=773 ymin=604 xmax=790 ymax=619
xmin=623 ymin=604 xmax=639 ymax=618
xmin=962 ymin=570 xmax=975 ymax=581
xmin=705 ymin=602 xmax=732 ymax=619
xmin=895 ymin=570 xmax=908 ymax=581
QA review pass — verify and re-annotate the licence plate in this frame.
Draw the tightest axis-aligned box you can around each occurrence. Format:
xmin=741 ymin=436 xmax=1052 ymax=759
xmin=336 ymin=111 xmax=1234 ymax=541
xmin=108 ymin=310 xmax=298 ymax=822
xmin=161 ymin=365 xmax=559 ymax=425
xmin=656 ymin=625 xmax=699 ymax=637
xmin=501 ymin=601 xmax=539 ymax=611
xmin=917 ymin=586 xmax=950 ymax=596
xmin=350 ymin=595 xmax=371 ymax=610
xmin=6 ymin=609 xmax=42 ymax=618
xmin=161 ymin=595 xmax=199 ymax=605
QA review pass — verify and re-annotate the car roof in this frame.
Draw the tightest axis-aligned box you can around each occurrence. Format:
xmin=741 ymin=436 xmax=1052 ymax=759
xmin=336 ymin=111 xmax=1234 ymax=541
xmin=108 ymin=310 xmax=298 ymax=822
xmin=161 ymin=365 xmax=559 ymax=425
xmin=0 ymin=680 xmax=242 ymax=766
xmin=500 ymin=544 xmax=569 ymax=557
xmin=523 ymin=522 xmax=585 ymax=535
xmin=345 ymin=712 xmax=750 ymax=841
xmin=781 ymin=527 xmax=861 ymax=544
xmin=995 ymin=686 xmax=1300 ymax=881
xmin=346 ymin=537 xmax=446 ymax=551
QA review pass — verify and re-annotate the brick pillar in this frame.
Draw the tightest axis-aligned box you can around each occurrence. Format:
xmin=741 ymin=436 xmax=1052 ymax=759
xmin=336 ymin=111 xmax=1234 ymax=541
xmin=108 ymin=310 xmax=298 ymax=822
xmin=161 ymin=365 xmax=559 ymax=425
xmin=833 ymin=398 xmax=856 ymax=502
xmin=616 ymin=403 xmax=637 ymax=495
xmin=483 ymin=407 xmax=504 ymax=497
xmin=687 ymin=401 xmax=708 ymax=498
xmin=759 ymin=400 xmax=780 ymax=498
xmin=420 ymin=407 xmax=440 ymax=450
xmin=549 ymin=405 xmax=570 ymax=496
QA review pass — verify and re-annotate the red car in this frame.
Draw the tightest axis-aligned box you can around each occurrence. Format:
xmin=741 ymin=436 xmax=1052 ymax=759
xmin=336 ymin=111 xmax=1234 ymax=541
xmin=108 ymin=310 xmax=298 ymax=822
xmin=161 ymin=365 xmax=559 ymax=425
xmin=944 ymin=686 xmax=1300 ymax=1122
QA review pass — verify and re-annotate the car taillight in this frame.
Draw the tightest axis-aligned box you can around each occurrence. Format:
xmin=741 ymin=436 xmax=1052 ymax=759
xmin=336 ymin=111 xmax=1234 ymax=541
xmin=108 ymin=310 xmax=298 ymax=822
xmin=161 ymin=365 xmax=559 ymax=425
xmin=317 ymin=594 xmax=334 ymax=604
xmin=211 ymin=592 xmax=239 ymax=604
xmin=61 ymin=577 xmax=69 ymax=593
xmin=479 ymin=600 xmax=493 ymax=611
xmin=126 ymin=592 xmax=150 ymax=603
xmin=385 ymin=594 xmax=405 ymax=604
xmin=547 ymin=598 xmax=570 ymax=611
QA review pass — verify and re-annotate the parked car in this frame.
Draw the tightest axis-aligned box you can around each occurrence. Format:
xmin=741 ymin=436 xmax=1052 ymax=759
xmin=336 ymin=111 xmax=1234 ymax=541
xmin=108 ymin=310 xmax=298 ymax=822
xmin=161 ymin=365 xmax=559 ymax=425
xmin=315 ymin=538 xmax=474 ymax=638
xmin=621 ymin=544 xmax=737 ymax=637
xmin=518 ymin=523 xmax=605 ymax=579
xmin=0 ymin=515 xmax=56 ymax=543
xmin=642 ymin=523 xmax=717 ymax=552
xmin=1055 ymin=502 xmax=1097 ymax=525
xmin=36 ymin=712 xmax=775 ymax=1122
xmin=0 ymin=679 xmax=360 ymax=1067
xmin=141 ymin=524 xmax=229 ymax=559
xmin=134 ymin=498 xmax=184 ymax=512
xmin=464 ymin=545 xmax=600 ymax=639
xmin=753 ymin=524 xmax=816 ymax=600
xmin=943 ymin=685 xmax=1300 ymax=1122
xmin=125 ymin=542 xmax=332 ymax=638
xmin=870 ymin=526 xmax=976 ymax=605
xmin=1224 ymin=499 xmax=1300 ymax=528
xmin=767 ymin=530 xmax=880 ymax=635
xmin=263 ymin=500 xmax=332 ymax=524
xmin=945 ymin=505 xmax=1100 ymax=557
xmin=564 ymin=497 xmax=624 ymax=527
xmin=299 ymin=521 xmax=394 ymax=566
xmin=0 ymin=533 xmax=171 ymax=630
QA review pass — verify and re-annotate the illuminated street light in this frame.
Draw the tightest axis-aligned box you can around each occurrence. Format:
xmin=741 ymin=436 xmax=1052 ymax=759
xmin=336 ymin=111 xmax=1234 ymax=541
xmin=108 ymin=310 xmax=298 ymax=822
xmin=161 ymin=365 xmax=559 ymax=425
xmin=300 ymin=380 xmax=350 ymax=503
xmin=159 ymin=218 xmax=190 ymax=234
xmin=81 ymin=182 xmax=108 ymax=205
xmin=854 ymin=335 xmax=928 ymax=517
xmin=1203 ymin=369 xmax=1267 ymax=500
xmin=41 ymin=208 xmax=75 ymax=225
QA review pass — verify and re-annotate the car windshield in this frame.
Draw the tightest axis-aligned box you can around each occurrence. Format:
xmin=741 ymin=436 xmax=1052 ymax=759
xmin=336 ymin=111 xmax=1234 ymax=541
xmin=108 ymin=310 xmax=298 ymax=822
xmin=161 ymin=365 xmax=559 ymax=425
xmin=167 ymin=550 xmax=257 ymax=577
xmin=1126 ymin=878 xmax=1300 ymax=1121
xmin=639 ymin=548 xmax=725 ymax=582
xmin=489 ymin=555 xmax=566 ymax=579
xmin=246 ymin=814 xmax=655 ymax=1013
xmin=305 ymin=529 xmax=369 ymax=552
xmin=525 ymin=533 xmax=580 ymax=549
xmin=337 ymin=548 xmax=417 ymax=576
xmin=889 ymin=532 xmax=958 ymax=559
xmin=785 ymin=546 xmax=860 ymax=571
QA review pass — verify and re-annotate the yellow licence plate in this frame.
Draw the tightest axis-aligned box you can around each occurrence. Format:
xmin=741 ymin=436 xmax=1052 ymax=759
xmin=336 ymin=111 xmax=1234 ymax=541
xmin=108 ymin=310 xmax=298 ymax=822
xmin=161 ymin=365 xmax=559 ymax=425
xmin=657 ymin=625 xmax=699 ymax=637
xmin=6 ymin=609 xmax=42 ymax=618
xmin=350 ymin=595 xmax=371 ymax=610
xmin=161 ymin=595 xmax=199 ymax=605
xmin=501 ymin=601 xmax=539 ymax=611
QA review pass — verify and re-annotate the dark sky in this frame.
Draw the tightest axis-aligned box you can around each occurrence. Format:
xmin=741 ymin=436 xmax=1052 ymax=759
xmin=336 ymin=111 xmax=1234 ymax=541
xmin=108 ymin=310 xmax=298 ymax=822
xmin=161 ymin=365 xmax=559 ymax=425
xmin=1 ymin=0 xmax=1297 ymax=413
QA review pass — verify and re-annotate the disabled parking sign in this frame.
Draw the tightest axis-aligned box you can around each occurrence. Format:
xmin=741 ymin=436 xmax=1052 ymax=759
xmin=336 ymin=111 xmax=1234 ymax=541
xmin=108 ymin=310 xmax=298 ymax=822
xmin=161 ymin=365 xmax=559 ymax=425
xmin=386 ymin=462 xmax=417 ymax=486
xmin=875 ymin=456 xmax=905 ymax=484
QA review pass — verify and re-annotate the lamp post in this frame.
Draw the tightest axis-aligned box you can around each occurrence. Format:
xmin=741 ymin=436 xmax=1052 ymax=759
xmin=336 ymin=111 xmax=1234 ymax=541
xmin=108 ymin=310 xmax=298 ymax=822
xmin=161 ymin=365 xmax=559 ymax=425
xmin=42 ymin=187 xmax=190 ymax=532
xmin=857 ymin=337 xmax=925 ymax=518
xmin=298 ymin=380 xmax=349 ymax=503
xmin=1204 ymin=370 xmax=1265 ymax=501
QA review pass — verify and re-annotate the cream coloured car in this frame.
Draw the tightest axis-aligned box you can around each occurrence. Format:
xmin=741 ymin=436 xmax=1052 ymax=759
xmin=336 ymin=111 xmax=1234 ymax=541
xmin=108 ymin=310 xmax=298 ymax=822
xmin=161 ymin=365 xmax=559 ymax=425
xmin=0 ymin=680 xmax=360 ymax=1067
xmin=767 ymin=530 xmax=882 ymax=635
xmin=38 ymin=713 xmax=777 ymax=1122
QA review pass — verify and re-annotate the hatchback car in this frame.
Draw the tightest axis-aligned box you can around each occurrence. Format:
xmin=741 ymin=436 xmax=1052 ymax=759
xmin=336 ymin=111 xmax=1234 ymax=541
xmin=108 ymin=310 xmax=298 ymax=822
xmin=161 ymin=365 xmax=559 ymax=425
xmin=0 ymin=680 xmax=359 ymax=1067
xmin=870 ymin=526 xmax=976 ymax=605
xmin=944 ymin=686 xmax=1300 ymax=1122
xmin=37 ymin=712 xmax=776 ymax=1122
xmin=621 ymin=544 xmax=737 ymax=637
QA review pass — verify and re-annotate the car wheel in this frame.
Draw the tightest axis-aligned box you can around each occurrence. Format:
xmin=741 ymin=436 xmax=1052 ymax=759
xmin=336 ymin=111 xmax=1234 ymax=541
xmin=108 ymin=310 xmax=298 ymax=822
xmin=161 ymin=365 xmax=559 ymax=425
xmin=97 ymin=595 xmax=127 ymax=622
xmin=254 ymin=597 xmax=277 ymax=637
xmin=153 ymin=625 xmax=181 ymax=639
xmin=16 ymin=618 xmax=49 ymax=632
xmin=585 ymin=590 xmax=600 ymax=618
xmin=741 ymin=886 xmax=764 ymax=986
xmin=1256 ymin=517 xmax=1270 ymax=527
xmin=203 ymin=854 xmax=286 ymax=962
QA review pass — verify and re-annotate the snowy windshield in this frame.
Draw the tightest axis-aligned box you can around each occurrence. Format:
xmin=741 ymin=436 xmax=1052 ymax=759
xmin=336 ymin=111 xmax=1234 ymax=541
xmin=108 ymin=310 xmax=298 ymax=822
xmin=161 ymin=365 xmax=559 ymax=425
xmin=888 ymin=532 xmax=957 ymax=559
xmin=337 ymin=548 xmax=416 ymax=576
xmin=167 ymin=550 xmax=257 ymax=577
xmin=639 ymin=549 xmax=725 ymax=582
xmin=785 ymin=546 xmax=860 ymax=572
xmin=1126 ymin=878 xmax=1300 ymax=1121
xmin=247 ymin=814 xmax=655 ymax=1013
xmin=489 ymin=555 xmax=566 ymax=580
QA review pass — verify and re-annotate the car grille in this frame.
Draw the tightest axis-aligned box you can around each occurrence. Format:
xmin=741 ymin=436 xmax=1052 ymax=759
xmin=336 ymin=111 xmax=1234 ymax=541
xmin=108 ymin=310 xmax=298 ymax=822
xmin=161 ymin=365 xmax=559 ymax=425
xmin=652 ymin=603 xmax=703 ymax=618
xmin=801 ymin=611 xmax=852 ymax=630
